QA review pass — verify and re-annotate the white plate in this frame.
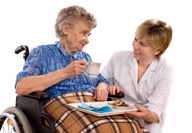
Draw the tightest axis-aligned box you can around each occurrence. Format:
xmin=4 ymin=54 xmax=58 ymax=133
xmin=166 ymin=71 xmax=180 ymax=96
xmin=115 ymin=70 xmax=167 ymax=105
xmin=90 ymin=102 xmax=113 ymax=109
xmin=108 ymin=102 xmax=134 ymax=110
xmin=113 ymin=105 xmax=135 ymax=110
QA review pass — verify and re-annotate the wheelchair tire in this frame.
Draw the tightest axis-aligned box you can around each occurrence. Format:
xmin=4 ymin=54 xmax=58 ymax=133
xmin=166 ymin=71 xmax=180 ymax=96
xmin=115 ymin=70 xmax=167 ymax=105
xmin=0 ymin=106 xmax=32 ymax=133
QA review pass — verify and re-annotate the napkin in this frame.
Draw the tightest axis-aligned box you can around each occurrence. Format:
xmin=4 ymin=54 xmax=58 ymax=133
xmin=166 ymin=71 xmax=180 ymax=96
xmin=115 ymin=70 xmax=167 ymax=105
xmin=78 ymin=101 xmax=113 ymax=113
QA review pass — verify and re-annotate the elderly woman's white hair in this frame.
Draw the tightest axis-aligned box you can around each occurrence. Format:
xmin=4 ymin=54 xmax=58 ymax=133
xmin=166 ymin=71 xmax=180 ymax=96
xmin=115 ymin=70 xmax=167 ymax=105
xmin=55 ymin=5 xmax=97 ymax=39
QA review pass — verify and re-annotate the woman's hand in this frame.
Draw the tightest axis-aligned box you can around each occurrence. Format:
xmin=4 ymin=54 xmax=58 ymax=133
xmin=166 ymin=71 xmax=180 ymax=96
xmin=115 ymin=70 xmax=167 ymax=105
xmin=62 ymin=59 xmax=86 ymax=79
xmin=107 ymin=85 xmax=123 ymax=95
xmin=93 ymin=82 xmax=108 ymax=101
xmin=124 ymin=104 xmax=159 ymax=123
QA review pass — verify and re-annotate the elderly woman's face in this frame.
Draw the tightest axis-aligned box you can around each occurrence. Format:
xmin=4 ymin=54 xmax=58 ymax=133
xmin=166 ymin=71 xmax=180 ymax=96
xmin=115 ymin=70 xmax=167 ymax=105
xmin=132 ymin=37 xmax=160 ymax=62
xmin=64 ymin=20 xmax=92 ymax=55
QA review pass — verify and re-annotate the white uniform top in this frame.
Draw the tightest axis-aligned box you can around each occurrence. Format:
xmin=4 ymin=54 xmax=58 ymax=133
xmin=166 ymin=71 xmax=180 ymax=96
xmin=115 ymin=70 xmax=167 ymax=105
xmin=101 ymin=51 xmax=174 ymax=133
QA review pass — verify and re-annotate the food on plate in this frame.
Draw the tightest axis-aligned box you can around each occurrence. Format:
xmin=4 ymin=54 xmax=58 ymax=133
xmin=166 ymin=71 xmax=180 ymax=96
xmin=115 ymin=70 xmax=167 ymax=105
xmin=112 ymin=100 xmax=129 ymax=107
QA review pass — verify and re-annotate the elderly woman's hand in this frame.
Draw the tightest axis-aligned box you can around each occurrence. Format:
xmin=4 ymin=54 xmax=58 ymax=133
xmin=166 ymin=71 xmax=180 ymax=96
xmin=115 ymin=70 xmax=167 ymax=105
xmin=62 ymin=59 xmax=86 ymax=79
xmin=107 ymin=85 xmax=123 ymax=95
xmin=93 ymin=82 xmax=108 ymax=101
xmin=124 ymin=104 xmax=159 ymax=123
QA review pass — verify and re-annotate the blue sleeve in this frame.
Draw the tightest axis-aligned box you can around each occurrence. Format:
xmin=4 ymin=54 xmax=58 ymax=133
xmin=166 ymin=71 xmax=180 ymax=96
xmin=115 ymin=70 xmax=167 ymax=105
xmin=15 ymin=47 xmax=42 ymax=88
xmin=84 ymin=52 xmax=93 ymax=62
xmin=97 ymin=73 xmax=110 ymax=86
xmin=83 ymin=52 xmax=109 ymax=86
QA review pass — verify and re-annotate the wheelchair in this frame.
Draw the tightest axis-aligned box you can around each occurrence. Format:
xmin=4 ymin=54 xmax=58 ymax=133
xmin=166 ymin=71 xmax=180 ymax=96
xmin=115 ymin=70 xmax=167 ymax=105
xmin=0 ymin=45 xmax=124 ymax=133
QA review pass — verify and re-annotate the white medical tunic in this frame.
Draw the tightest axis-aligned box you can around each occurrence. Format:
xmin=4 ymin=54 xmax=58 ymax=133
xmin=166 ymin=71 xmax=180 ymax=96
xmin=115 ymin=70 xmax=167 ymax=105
xmin=101 ymin=51 xmax=174 ymax=133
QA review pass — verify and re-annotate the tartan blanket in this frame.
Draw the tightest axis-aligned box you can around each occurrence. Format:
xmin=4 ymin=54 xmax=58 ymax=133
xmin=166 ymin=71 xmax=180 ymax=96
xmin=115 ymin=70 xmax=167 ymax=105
xmin=44 ymin=91 xmax=149 ymax=133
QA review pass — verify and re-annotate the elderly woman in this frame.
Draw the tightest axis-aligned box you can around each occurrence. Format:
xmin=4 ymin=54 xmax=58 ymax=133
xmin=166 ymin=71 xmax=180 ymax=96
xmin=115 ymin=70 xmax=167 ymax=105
xmin=101 ymin=19 xmax=173 ymax=133
xmin=15 ymin=5 xmax=148 ymax=133
xmin=15 ymin=5 xmax=108 ymax=103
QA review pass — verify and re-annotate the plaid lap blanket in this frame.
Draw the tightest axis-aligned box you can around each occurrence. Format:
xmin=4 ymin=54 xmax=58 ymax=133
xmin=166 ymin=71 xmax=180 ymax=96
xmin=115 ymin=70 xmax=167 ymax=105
xmin=44 ymin=91 xmax=149 ymax=133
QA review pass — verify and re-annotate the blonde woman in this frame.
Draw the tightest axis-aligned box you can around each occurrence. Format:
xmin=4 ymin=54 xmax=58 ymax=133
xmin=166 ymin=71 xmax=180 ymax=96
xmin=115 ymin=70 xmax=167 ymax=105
xmin=101 ymin=19 xmax=173 ymax=133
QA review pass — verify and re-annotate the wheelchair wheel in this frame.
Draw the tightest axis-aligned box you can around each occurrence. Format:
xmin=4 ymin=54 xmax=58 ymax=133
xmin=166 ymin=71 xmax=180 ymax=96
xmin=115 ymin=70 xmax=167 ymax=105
xmin=0 ymin=106 xmax=32 ymax=133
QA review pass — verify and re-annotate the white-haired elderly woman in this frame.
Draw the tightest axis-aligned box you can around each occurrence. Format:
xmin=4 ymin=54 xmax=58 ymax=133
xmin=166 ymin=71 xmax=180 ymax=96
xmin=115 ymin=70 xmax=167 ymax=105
xmin=15 ymin=5 xmax=148 ymax=133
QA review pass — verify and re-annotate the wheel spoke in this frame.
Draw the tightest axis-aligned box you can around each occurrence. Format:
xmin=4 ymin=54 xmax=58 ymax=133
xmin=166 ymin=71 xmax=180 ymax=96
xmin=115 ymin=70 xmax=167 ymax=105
xmin=1 ymin=118 xmax=14 ymax=133
xmin=1 ymin=107 xmax=32 ymax=133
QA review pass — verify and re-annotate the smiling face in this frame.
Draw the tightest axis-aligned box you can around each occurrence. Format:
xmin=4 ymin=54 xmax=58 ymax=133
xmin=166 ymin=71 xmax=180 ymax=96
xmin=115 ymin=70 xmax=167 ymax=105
xmin=132 ymin=37 xmax=160 ymax=64
xmin=61 ymin=19 xmax=92 ymax=55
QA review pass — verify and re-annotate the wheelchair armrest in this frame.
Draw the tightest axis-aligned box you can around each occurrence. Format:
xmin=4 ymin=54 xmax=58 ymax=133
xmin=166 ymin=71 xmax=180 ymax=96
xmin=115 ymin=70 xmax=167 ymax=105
xmin=16 ymin=92 xmax=55 ymax=133
xmin=23 ymin=91 xmax=123 ymax=101
xmin=24 ymin=91 xmax=51 ymax=100
xmin=108 ymin=91 xmax=125 ymax=98
xmin=107 ymin=91 xmax=125 ymax=101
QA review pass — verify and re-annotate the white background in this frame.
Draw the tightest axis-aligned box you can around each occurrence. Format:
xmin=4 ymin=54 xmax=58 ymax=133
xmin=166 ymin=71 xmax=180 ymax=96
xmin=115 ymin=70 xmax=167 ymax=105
xmin=0 ymin=0 xmax=192 ymax=132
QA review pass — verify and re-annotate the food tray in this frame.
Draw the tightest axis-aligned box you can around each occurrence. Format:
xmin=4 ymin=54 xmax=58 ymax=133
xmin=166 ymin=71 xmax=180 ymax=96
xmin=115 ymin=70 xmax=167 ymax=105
xmin=68 ymin=101 xmax=137 ymax=117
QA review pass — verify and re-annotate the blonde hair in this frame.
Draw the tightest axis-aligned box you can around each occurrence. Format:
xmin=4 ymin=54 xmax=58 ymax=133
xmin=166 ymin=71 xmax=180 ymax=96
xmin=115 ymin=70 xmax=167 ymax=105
xmin=135 ymin=19 xmax=172 ymax=59
xmin=55 ymin=5 xmax=97 ymax=39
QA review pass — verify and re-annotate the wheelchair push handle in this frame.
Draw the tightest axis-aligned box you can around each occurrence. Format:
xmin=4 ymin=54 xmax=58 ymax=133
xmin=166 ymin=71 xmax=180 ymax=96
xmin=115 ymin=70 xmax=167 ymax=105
xmin=15 ymin=45 xmax=29 ymax=61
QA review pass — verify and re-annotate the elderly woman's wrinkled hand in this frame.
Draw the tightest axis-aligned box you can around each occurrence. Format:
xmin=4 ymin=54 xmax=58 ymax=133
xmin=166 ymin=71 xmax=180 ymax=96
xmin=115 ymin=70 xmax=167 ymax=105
xmin=63 ymin=59 xmax=86 ymax=79
xmin=93 ymin=82 xmax=108 ymax=101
